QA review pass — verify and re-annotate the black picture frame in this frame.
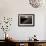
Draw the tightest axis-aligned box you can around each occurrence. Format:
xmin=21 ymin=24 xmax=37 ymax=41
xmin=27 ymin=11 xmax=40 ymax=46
xmin=18 ymin=14 xmax=35 ymax=26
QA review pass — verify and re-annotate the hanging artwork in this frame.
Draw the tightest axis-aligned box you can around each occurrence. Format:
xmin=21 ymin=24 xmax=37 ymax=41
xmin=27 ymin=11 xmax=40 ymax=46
xmin=1 ymin=17 xmax=12 ymax=33
xmin=29 ymin=0 xmax=43 ymax=8
xmin=18 ymin=14 xmax=35 ymax=26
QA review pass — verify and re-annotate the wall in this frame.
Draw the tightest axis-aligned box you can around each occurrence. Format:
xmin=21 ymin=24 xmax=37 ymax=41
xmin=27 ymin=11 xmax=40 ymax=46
xmin=0 ymin=0 xmax=46 ymax=40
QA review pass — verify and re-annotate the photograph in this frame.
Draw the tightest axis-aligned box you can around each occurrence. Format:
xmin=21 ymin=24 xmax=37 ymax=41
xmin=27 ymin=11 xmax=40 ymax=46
xmin=18 ymin=14 xmax=35 ymax=26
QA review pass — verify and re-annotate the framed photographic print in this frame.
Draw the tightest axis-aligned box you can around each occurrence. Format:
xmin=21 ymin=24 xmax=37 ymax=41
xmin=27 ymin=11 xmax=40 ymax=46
xmin=18 ymin=14 xmax=35 ymax=26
